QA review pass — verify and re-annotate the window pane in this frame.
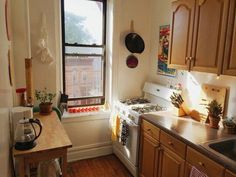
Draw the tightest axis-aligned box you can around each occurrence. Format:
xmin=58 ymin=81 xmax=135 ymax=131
xmin=64 ymin=0 xmax=103 ymax=45
xmin=65 ymin=55 xmax=104 ymax=99
xmin=65 ymin=46 xmax=103 ymax=55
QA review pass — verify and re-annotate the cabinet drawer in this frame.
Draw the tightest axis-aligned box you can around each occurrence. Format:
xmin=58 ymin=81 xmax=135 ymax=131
xmin=142 ymin=120 xmax=160 ymax=141
xmin=225 ymin=170 xmax=236 ymax=177
xmin=186 ymin=147 xmax=224 ymax=177
xmin=160 ymin=131 xmax=186 ymax=158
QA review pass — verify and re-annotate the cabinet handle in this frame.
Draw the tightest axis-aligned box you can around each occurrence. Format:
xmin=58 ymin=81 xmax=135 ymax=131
xmin=185 ymin=57 xmax=190 ymax=61
xmin=198 ymin=162 xmax=205 ymax=167
xmin=168 ymin=141 xmax=174 ymax=146
xmin=158 ymin=147 xmax=164 ymax=151
xmin=147 ymin=129 xmax=151 ymax=131
xmin=189 ymin=57 xmax=194 ymax=61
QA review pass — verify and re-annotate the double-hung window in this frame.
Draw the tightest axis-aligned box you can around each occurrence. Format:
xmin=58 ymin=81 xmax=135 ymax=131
xmin=61 ymin=0 xmax=106 ymax=107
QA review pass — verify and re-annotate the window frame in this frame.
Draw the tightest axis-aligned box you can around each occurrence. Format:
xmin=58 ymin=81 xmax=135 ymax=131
xmin=61 ymin=0 xmax=107 ymax=107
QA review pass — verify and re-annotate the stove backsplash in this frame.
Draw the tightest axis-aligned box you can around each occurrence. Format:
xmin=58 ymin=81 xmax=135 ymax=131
xmin=152 ymin=70 xmax=236 ymax=117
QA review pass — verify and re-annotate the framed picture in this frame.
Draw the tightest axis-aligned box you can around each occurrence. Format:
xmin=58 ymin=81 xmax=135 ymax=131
xmin=157 ymin=25 xmax=176 ymax=77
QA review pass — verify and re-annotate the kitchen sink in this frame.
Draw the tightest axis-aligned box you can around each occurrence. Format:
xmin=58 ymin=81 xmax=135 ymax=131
xmin=208 ymin=138 xmax=236 ymax=161
xmin=201 ymin=137 xmax=236 ymax=166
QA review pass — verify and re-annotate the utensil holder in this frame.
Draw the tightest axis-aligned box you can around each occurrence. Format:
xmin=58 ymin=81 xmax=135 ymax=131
xmin=172 ymin=107 xmax=186 ymax=117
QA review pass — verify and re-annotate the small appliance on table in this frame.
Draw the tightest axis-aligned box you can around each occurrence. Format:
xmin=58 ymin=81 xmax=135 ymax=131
xmin=113 ymin=82 xmax=175 ymax=177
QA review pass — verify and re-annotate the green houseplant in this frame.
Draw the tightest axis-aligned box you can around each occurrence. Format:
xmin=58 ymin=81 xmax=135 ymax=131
xmin=206 ymin=99 xmax=223 ymax=129
xmin=35 ymin=88 xmax=56 ymax=114
xmin=223 ymin=117 xmax=236 ymax=134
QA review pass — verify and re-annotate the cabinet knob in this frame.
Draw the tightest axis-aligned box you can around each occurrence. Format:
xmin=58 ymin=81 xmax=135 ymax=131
xmin=189 ymin=57 xmax=194 ymax=61
xmin=168 ymin=141 xmax=174 ymax=146
xmin=186 ymin=57 xmax=190 ymax=61
xmin=198 ymin=162 xmax=205 ymax=167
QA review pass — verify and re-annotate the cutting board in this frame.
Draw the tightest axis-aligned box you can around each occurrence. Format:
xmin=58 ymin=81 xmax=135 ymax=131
xmin=191 ymin=84 xmax=227 ymax=123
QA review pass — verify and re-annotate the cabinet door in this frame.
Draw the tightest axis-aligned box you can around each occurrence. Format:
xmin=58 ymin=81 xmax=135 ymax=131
xmin=139 ymin=133 xmax=160 ymax=177
xmin=168 ymin=0 xmax=195 ymax=70
xmin=191 ymin=0 xmax=229 ymax=73
xmin=159 ymin=145 xmax=185 ymax=177
xmin=223 ymin=0 xmax=236 ymax=76
xmin=225 ymin=170 xmax=236 ymax=177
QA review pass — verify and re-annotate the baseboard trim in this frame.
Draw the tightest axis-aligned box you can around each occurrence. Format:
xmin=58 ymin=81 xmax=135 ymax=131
xmin=67 ymin=141 xmax=113 ymax=162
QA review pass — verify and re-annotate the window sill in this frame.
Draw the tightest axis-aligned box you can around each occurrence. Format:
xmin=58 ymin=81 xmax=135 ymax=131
xmin=62 ymin=109 xmax=111 ymax=123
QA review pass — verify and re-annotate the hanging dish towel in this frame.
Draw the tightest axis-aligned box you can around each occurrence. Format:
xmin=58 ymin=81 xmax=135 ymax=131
xmin=111 ymin=114 xmax=121 ymax=141
xmin=190 ymin=166 xmax=208 ymax=177
xmin=120 ymin=120 xmax=129 ymax=146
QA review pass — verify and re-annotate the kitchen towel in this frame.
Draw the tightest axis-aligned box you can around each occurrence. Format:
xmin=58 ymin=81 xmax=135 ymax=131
xmin=111 ymin=114 xmax=121 ymax=141
xmin=120 ymin=120 xmax=129 ymax=146
xmin=190 ymin=166 xmax=208 ymax=177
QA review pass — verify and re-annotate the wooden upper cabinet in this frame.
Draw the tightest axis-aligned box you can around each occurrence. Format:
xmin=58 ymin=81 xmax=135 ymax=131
xmin=222 ymin=0 xmax=236 ymax=76
xmin=168 ymin=0 xmax=195 ymax=70
xmin=191 ymin=0 xmax=229 ymax=74
xmin=169 ymin=0 xmax=230 ymax=74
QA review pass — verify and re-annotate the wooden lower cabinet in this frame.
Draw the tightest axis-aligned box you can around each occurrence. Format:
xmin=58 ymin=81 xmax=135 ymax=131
xmin=159 ymin=145 xmax=185 ymax=177
xmin=225 ymin=170 xmax=236 ymax=177
xmin=139 ymin=133 xmax=160 ymax=177
xmin=185 ymin=147 xmax=224 ymax=177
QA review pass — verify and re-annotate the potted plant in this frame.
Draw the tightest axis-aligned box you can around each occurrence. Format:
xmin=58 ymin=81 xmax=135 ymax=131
xmin=35 ymin=88 xmax=56 ymax=114
xmin=223 ymin=117 xmax=236 ymax=134
xmin=206 ymin=99 xmax=223 ymax=129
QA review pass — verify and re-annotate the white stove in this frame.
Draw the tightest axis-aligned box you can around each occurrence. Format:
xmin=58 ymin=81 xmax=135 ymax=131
xmin=112 ymin=82 xmax=176 ymax=177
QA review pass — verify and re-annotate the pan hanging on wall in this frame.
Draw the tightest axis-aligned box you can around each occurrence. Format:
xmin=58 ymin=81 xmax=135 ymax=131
xmin=125 ymin=21 xmax=145 ymax=54
xmin=126 ymin=54 xmax=138 ymax=68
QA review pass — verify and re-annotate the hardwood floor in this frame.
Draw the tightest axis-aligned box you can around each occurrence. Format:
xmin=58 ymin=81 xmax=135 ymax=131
xmin=67 ymin=155 xmax=133 ymax=177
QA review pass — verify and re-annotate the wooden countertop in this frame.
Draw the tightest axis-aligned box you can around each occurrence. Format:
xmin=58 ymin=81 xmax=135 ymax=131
xmin=141 ymin=111 xmax=236 ymax=173
xmin=13 ymin=112 xmax=72 ymax=157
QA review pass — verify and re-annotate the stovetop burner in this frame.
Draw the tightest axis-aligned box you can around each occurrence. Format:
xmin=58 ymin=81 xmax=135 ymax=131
xmin=120 ymin=97 xmax=150 ymax=105
xmin=131 ymin=104 xmax=166 ymax=114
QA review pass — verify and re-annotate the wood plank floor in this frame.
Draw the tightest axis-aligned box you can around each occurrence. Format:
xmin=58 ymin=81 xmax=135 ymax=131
xmin=67 ymin=155 xmax=133 ymax=177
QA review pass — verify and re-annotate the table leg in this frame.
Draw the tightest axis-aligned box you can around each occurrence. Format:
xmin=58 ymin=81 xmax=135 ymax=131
xmin=18 ymin=157 xmax=25 ymax=177
xmin=61 ymin=151 xmax=67 ymax=177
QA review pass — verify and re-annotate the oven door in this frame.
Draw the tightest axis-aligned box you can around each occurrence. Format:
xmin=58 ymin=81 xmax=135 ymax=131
xmin=113 ymin=115 xmax=140 ymax=166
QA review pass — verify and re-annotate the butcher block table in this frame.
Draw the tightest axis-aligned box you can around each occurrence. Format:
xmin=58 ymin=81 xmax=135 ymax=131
xmin=13 ymin=111 xmax=72 ymax=177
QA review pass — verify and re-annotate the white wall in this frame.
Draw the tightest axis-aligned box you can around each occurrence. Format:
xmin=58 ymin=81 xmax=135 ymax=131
xmin=148 ymin=0 xmax=236 ymax=117
xmin=112 ymin=0 xmax=151 ymax=99
xmin=11 ymin=0 xmax=61 ymax=105
xmin=62 ymin=114 xmax=112 ymax=162
xmin=0 ymin=0 xmax=13 ymax=176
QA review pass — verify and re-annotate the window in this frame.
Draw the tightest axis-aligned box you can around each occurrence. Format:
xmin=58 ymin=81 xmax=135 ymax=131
xmin=61 ymin=0 xmax=106 ymax=107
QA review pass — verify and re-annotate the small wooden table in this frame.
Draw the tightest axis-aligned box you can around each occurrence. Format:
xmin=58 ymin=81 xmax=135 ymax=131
xmin=13 ymin=112 xmax=72 ymax=177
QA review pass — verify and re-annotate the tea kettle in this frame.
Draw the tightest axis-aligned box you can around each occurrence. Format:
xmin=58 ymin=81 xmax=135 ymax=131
xmin=14 ymin=118 xmax=42 ymax=150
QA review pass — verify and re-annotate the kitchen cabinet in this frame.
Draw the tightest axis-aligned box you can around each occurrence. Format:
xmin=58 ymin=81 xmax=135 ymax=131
xmin=225 ymin=170 xmax=236 ymax=177
xmin=139 ymin=120 xmax=186 ymax=177
xmin=169 ymin=0 xmax=229 ymax=74
xmin=222 ymin=0 xmax=236 ymax=76
xmin=139 ymin=133 xmax=160 ymax=177
xmin=158 ymin=145 xmax=185 ymax=177
xmin=185 ymin=147 xmax=224 ymax=177
xmin=168 ymin=0 xmax=195 ymax=71
xmin=139 ymin=120 xmax=160 ymax=177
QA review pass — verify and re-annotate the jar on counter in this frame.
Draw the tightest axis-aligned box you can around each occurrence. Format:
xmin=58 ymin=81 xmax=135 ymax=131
xmin=16 ymin=88 xmax=27 ymax=106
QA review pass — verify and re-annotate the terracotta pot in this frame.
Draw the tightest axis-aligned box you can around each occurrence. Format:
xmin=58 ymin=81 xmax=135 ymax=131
xmin=39 ymin=102 xmax=52 ymax=114
xmin=209 ymin=116 xmax=220 ymax=129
